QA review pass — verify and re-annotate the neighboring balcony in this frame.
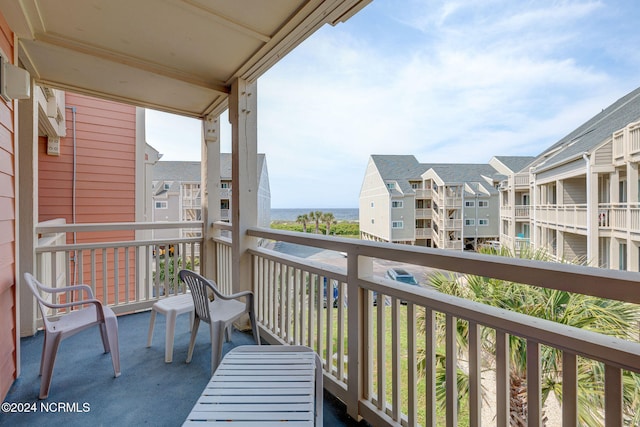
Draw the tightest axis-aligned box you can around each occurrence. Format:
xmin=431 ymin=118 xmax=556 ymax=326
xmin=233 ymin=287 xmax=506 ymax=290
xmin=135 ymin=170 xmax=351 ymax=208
xmin=598 ymin=203 xmax=640 ymax=232
xmin=534 ymin=204 xmax=587 ymax=233
xmin=415 ymin=208 xmax=432 ymax=219
xmin=19 ymin=220 xmax=640 ymax=426
xmin=514 ymin=204 xmax=530 ymax=219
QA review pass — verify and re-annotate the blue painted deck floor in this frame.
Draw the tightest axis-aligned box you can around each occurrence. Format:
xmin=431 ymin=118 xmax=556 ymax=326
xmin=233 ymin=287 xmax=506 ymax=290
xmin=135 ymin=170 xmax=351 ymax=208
xmin=1 ymin=310 xmax=368 ymax=426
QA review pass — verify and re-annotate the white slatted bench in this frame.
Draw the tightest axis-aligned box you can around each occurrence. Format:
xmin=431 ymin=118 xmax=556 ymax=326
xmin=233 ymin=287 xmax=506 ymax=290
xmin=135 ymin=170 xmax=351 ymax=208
xmin=183 ymin=345 xmax=323 ymax=426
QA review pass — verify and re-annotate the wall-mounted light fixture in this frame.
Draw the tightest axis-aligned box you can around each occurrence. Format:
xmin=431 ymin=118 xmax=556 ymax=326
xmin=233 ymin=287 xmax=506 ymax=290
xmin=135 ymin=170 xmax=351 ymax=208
xmin=0 ymin=56 xmax=31 ymax=101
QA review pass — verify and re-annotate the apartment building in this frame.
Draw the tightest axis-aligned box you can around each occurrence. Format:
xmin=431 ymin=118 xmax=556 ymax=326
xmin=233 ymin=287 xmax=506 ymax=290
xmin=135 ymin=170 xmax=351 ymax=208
xmin=359 ymin=155 xmax=504 ymax=250
xmin=152 ymin=155 xmax=271 ymax=240
xmin=499 ymin=86 xmax=640 ymax=271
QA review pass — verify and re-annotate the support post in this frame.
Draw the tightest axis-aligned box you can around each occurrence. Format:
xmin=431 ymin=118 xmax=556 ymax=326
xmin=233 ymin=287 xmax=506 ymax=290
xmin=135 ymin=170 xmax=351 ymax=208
xmin=17 ymin=80 xmax=38 ymax=338
xmin=201 ymin=114 xmax=221 ymax=279
xmin=228 ymin=78 xmax=258 ymax=328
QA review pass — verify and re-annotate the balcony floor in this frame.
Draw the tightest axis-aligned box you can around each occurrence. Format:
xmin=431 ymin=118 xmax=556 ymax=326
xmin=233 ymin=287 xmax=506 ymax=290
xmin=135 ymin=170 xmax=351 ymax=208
xmin=2 ymin=310 xmax=367 ymax=426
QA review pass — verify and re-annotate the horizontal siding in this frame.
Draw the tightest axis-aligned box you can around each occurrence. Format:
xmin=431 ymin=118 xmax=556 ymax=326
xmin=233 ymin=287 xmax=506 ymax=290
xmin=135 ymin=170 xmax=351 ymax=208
xmin=37 ymin=94 xmax=138 ymax=308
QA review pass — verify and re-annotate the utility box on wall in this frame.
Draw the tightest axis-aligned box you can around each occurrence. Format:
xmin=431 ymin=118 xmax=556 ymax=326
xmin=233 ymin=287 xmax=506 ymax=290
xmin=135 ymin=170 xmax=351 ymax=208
xmin=0 ymin=56 xmax=31 ymax=101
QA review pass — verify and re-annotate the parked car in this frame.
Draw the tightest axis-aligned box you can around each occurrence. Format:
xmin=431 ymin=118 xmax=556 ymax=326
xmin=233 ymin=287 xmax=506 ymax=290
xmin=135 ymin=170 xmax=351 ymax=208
xmin=378 ymin=268 xmax=420 ymax=305
xmin=385 ymin=268 xmax=418 ymax=285
xmin=323 ymin=277 xmax=340 ymax=308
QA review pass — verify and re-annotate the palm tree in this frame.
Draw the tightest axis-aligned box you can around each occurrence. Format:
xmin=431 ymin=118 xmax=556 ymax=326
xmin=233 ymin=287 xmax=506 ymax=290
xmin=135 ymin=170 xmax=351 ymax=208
xmin=423 ymin=247 xmax=640 ymax=426
xmin=296 ymin=214 xmax=309 ymax=233
xmin=308 ymin=210 xmax=322 ymax=234
xmin=321 ymin=212 xmax=336 ymax=235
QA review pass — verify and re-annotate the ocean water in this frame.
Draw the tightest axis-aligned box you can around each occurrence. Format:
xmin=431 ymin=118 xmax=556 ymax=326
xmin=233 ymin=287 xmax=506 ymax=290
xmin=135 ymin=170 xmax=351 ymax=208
xmin=271 ymin=208 xmax=358 ymax=222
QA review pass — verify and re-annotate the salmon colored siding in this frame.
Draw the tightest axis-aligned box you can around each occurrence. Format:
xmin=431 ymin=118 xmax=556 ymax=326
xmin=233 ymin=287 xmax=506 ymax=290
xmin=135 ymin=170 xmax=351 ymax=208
xmin=0 ymin=14 xmax=15 ymax=402
xmin=38 ymin=93 xmax=137 ymax=304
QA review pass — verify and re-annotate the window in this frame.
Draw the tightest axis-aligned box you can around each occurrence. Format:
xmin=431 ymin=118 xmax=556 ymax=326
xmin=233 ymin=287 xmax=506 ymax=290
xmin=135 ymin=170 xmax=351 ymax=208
xmin=386 ymin=182 xmax=395 ymax=190
xmin=392 ymin=200 xmax=403 ymax=208
xmin=411 ymin=182 xmax=420 ymax=189
xmin=155 ymin=201 xmax=168 ymax=209
xmin=465 ymin=201 xmax=475 ymax=207
xmin=371 ymin=219 xmax=375 ymax=224
xmin=619 ymin=242 xmax=627 ymax=270
xmin=479 ymin=200 xmax=489 ymax=208
xmin=221 ymin=182 xmax=230 ymax=189
xmin=392 ymin=221 xmax=403 ymax=229
xmin=465 ymin=219 xmax=475 ymax=226
xmin=163 ymin=183 xmax=170 ymax=190
xmin=479 ymin=219 xmax=489 ymax=226
xmin=370 ymin=202 xmax=374 ymax=208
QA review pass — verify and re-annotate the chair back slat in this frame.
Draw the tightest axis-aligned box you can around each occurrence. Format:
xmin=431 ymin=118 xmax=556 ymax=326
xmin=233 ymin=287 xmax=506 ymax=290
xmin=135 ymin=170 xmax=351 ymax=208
xmin=179 ymin=270 xmax=215 ymax=324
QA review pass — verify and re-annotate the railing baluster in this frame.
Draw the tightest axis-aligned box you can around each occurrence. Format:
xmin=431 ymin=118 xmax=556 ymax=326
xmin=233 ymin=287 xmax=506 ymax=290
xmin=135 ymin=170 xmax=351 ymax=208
xmin=114 ymin=247 xmax=119 ymax=305
xmin=445 ymin=314 xmax=458 ymax=427
xmin=425 ymin=307 xmax=436 ymax=427
xmin=527 ymin=340 xmax=541 ymax=427
xmin=336 ymin=280 xmax=345 ymax=381
xmin=376 ymin=292 xmax=386 ymax=413
xmin=407 ymin=303 xmax=417 ymax=427
xmin=77 ymin=249 xmax=83 ymax=286
xmin=326 ymin=276 xmax=334 ymax=373
xmin=102 ymin=248 xmax=108 ymax=304
xmin=316 ymin=274 xmax=323 ymax=364
xmin=90 ymin=249 xmax=96 ymax=296
xmin=604 ymin=364 xmax=622 ymax=427
xmin=496 ymin=330 xmax=510 ymax=427
xmin=124 ymin=246 xmax=130 ymax=303
xmin=391 ymin=298 xmax=401 ymax=421
xmin=562 ymin=351 xmax=578 ymax=427
xmin=469 ymin=321 xmax=482 ymax=426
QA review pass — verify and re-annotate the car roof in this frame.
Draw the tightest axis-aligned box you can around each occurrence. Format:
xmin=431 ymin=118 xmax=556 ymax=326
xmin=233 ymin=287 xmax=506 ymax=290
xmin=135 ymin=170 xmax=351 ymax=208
xmin=390 ymin=268 xmax=411 ymax=276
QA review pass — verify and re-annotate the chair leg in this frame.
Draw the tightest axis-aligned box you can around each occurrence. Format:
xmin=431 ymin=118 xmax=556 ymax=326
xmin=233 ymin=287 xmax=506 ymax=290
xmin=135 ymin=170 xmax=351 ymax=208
xmin=99 ymin=323 xmax=111 ymax=353
xmin=209 ymin=321 xmax=226 ymax=375
xmin=164 ymin=310 xmax=178 ymax=363
xmin=249 ymin=310 xmax=260 ymax=345
xmin=104 ymin=314 xmax=121 ymax=377
xmin=39 ymin=333 xmax=48 ymax=376
xmin=39 ymin=333 xmax=62 ymax=399
xmin=147 ymin=308 xmax=157 ymax=347
xmin=186 ymin=317 xmax=200 ymax=364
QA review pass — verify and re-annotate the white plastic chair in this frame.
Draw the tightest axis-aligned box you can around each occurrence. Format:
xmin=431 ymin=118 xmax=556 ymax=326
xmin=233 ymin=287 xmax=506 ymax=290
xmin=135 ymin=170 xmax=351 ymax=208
xmin=178 ymin=269 xmax=260 ymax=374
xmin=23 ymin=272 xmax=121 ymax=399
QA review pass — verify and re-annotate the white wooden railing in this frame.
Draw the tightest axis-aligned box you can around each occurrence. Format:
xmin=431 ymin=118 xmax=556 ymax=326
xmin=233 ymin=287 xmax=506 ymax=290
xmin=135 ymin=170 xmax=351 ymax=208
xmin=34 ymin=221 xmax=203 ymax=319
xmin=534 ymin=204 xmax=587 ymax=231
xmin=33 ymin=220 xmax=640 ymax=426
xmin=238 ymin=226 xmax=640 ymax=427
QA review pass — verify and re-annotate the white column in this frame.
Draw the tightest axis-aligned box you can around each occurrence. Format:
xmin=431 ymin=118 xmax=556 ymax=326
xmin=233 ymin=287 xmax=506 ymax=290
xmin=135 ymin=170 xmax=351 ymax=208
xmin=17 ymin=80 xmax=38 ymax=338
xmin=201 ymin=114 xmax=221 ymax=278
xmin=228 ymin=78 xmax=258 ymax=299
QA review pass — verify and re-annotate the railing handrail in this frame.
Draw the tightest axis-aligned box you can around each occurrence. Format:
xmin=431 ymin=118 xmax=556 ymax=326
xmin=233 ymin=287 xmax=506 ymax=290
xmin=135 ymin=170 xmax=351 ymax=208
xmin=247 ymin=226 xmax=640 ymax=304
xmin=36 ymin=221 xmax=204 ymax=234
xmin=35 ymin=237 xmax=202 ymax=253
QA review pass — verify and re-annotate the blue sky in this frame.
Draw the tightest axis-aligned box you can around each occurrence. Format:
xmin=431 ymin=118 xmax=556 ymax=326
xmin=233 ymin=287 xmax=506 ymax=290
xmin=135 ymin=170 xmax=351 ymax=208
xmin=146 ymin=0 xmax=640 ymax=209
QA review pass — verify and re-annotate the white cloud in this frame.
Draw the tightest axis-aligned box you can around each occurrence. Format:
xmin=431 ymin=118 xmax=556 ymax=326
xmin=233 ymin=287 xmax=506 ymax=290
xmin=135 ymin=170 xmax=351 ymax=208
xmin=146 ymin=0 xmax=640 ymax=208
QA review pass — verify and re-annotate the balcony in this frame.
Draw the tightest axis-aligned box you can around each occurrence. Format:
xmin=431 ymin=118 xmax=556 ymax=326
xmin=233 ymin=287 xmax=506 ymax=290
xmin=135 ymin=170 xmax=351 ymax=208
xmin=10 ymin=221 xmax=640 ymax=426
xmin=534 ymin=204 xmax=587 ymax=233
xmin=4 ymin=310 xmax=357 ymax=426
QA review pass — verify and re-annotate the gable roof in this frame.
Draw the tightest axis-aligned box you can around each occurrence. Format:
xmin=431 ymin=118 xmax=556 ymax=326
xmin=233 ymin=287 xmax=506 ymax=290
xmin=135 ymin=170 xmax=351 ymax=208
xmin=153 ymin=154 xmax=267 ymax=183
xmin=369 ymin=155 xmax=501 ymax=195
xmin=493 ymin=156 xmax=536 ymax=173
xmin=532 ymin=86 xmax=640 ymax=172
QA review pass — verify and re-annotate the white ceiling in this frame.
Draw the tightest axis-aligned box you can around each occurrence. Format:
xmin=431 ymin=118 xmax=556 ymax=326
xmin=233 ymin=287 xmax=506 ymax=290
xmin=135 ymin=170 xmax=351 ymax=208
xmin=0 ymin=0 xmax=370 ymax=118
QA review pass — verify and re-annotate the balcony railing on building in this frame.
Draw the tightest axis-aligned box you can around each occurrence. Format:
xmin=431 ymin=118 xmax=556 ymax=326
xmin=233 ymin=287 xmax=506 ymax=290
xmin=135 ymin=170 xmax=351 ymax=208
xmin=32 ymin=219 xmax=640 ymax=426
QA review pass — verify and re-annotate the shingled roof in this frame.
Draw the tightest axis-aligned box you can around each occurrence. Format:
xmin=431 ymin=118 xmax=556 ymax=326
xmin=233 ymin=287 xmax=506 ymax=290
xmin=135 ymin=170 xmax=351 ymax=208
xmin=531 ymin=86 xmax=640 ymax=172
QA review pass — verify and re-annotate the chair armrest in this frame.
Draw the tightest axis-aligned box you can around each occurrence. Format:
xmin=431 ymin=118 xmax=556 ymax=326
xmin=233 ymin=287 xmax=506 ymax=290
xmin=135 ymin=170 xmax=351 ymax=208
xmin=36 ymin=282 xmax=95 ymax=299
xmin=41 ymin=298 xmax=104 ymax=315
